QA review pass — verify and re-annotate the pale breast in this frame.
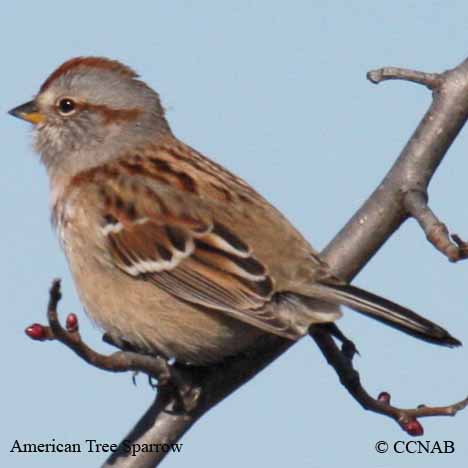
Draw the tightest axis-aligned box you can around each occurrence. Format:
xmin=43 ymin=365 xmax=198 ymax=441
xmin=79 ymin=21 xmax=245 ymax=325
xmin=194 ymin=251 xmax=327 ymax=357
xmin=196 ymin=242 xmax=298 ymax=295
xmin=52 ymin=186 xmax=263 ymax=364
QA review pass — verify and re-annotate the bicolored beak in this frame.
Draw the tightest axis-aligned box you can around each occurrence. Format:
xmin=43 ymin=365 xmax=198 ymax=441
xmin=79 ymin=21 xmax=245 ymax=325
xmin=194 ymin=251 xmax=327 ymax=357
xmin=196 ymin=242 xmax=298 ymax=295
xmin=8 ymin=100 xmax=45 ymax=125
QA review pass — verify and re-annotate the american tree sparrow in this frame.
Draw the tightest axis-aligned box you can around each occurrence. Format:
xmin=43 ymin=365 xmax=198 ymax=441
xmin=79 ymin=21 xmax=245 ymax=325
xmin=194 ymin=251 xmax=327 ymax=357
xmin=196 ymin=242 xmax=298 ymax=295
xmin=9 ymin=57 xmax=460 ymax=364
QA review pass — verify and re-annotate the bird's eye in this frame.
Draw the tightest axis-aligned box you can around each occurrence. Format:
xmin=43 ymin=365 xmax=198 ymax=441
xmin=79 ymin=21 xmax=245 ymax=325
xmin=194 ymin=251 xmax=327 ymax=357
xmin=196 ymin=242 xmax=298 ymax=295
xmin=57 ymin=98 xmax=76 ymax=115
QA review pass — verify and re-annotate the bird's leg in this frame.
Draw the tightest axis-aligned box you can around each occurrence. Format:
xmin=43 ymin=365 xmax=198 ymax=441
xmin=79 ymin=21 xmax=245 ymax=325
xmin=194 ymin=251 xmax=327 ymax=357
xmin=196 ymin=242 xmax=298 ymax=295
xmin=102 ymin=334 xmax=158 ymax=386
xmin=101 ymin=332 xmax=201 ymax=411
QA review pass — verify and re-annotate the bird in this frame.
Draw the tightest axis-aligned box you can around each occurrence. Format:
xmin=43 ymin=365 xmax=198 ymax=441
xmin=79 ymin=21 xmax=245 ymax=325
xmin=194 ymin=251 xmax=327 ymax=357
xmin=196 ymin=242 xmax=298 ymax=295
xmin=9 ymin=57 xmax=460 ymax=365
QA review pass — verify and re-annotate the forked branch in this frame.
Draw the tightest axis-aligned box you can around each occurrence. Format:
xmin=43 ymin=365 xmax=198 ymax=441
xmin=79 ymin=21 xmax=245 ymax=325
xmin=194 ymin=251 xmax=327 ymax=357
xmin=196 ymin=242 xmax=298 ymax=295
xmin=26 ymin=279 xmax=200 ymax=412
xmin=310 ymin=325 xmax=468 ymax=436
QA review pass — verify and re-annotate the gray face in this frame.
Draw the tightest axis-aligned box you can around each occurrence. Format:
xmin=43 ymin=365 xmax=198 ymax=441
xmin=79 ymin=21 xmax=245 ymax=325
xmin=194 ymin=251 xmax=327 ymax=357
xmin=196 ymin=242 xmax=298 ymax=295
xmin=32 ymin=65 xmax=171 ymax=180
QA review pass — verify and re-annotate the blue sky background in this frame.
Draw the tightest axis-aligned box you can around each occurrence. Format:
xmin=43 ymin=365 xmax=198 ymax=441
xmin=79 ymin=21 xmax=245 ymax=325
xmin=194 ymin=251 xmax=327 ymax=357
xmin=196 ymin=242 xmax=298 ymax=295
xmin=2 ymin=1 xmax=468 ymax=467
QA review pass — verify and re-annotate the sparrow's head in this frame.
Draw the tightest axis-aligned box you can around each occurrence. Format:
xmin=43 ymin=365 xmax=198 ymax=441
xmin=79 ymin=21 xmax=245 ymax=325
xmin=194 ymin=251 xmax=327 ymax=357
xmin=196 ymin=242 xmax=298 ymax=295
xmin=9 ymin=57 xmax=171 ymax=179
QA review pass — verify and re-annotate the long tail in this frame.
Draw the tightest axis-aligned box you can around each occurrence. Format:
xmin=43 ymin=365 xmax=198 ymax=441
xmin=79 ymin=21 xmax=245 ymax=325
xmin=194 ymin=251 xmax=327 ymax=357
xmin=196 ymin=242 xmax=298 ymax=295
xmin=309 ymin=282 xmax=461 ymax=347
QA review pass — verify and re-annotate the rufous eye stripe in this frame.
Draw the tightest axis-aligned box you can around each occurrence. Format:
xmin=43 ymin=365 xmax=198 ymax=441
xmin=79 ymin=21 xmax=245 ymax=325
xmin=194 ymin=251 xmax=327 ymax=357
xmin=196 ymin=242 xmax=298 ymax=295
xmin=77 ymin=103 xmax=142 ymax=125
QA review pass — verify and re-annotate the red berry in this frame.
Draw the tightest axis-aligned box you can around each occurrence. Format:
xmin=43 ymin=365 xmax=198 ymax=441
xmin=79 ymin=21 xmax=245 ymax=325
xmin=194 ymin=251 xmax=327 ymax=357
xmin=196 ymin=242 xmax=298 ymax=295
xmin=25 ymin=323 xmax=47 ymax=341
xmin=404 ymin=419 xmax=424 ymax=436
xmin=66 ymin=313 xmax=78 ymax=332
xmin=378 ymin=392 xmax=391 ymax=404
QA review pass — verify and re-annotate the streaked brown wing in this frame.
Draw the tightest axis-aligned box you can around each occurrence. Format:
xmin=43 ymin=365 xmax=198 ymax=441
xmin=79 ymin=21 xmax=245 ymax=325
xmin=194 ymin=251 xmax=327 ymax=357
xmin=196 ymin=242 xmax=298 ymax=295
xmin=96 ymin=172 xmax=294 ymax=337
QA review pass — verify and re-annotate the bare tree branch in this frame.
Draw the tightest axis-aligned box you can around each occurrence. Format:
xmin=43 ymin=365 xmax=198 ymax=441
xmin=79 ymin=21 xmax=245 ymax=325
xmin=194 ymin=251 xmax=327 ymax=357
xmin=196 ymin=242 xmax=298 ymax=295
xmin=322 ymin=58 xmax=468 ymax=279
xmin=309 ymin=325 xmax=468 ymax=436
xmin=26 ymin=279 xmax=200 ymax=412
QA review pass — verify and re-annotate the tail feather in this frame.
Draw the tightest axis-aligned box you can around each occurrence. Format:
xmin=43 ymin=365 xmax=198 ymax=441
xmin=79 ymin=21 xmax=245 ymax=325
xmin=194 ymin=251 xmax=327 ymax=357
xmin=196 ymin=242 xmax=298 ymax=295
xmin=310 ymin=283 xmax=461 ymax=347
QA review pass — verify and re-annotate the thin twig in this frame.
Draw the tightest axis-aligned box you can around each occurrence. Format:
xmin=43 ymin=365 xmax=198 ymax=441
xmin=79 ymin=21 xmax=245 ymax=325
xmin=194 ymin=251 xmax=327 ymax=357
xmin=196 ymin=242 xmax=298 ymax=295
xmin=309 ymin=326 xmax=468 ymax=435
xmin=27 ymin=279 xmax=200 ymax=412
xmin=404 ymin=190 xmax=468 ymax=262
xmin=367 ymin=67 xmax=442 ymax=89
